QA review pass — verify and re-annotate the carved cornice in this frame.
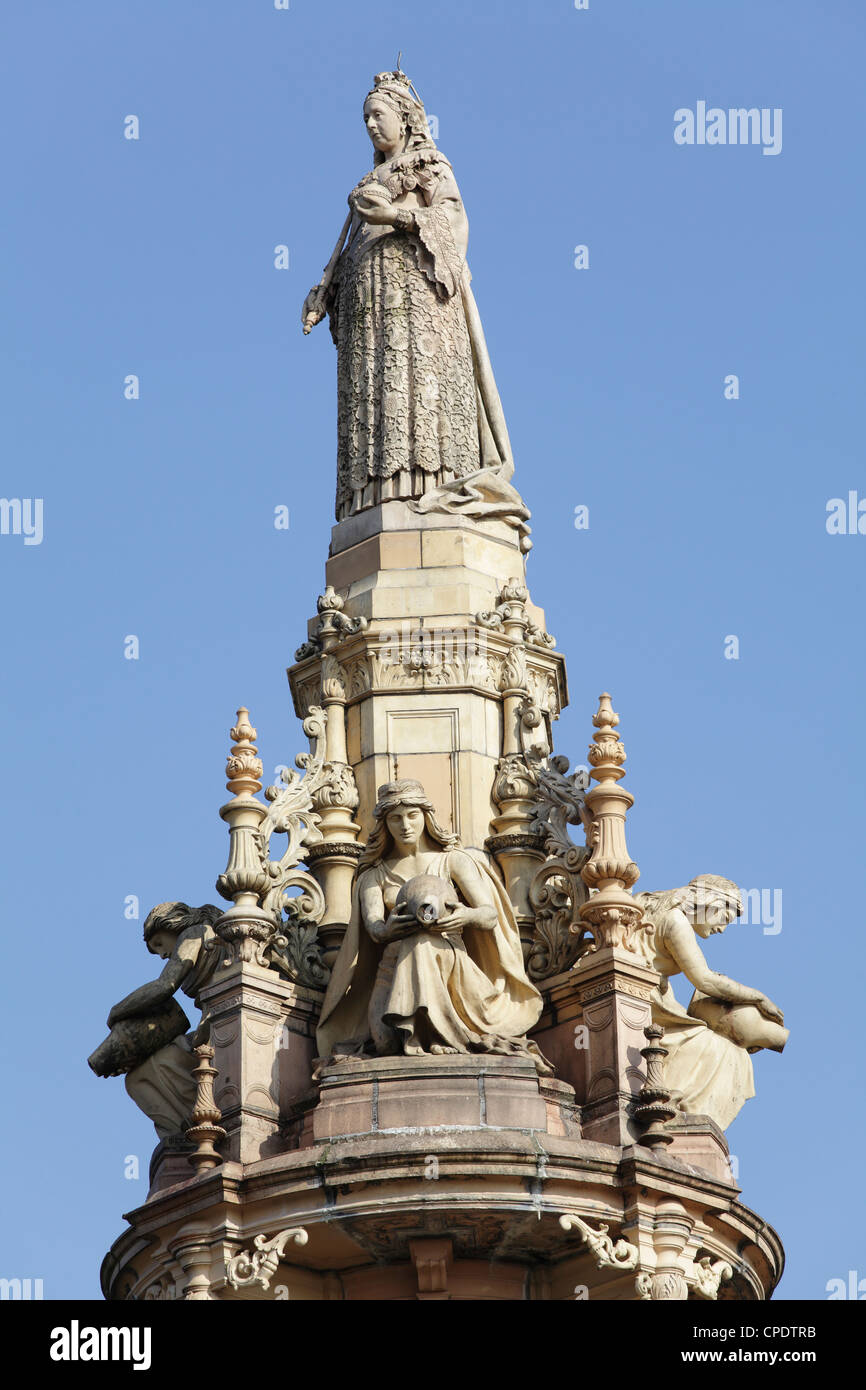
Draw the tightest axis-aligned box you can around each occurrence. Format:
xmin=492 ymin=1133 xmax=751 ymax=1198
xmin=578 ymin=978 xmax=654 ymax=1003
xmin=288 ymin=624 xmax=567 ymax=719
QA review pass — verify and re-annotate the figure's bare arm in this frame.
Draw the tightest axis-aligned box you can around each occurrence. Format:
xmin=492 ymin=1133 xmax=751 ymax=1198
xmin=440 ymin=852 xmax=497 ymax=932
xmin=663 ymin=914 xmax=783 ymax=1021
xmin=359 ymin=875 xmax=415 ymax=945
xmin=107 ymin=959 xmax=190 ymax=1027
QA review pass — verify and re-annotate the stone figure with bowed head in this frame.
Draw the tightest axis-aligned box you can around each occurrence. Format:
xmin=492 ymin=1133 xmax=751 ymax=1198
xmin=632 ymin=875 xmax=788 ymax=1131
xmin=301 ymin=66 xmax=530 ymax=542
xmin=316 ymin=780 xmax=551 ymax=1072
xmin=88 ymin=902 xmax=223 ymax=1139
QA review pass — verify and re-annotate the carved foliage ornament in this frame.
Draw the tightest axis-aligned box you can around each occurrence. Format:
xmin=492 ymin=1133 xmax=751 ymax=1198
xmin=226 ymin=1228 xmax=309 ymax=1292
xmin=522 ymin=754 xmax=595 ymax=980
xmin=559 ymin=1214 xmax=639 ymax=1271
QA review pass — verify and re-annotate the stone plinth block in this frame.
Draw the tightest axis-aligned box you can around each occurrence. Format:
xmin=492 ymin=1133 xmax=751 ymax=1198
xmin=665 ymin=1115 xmax=737 ymax=1186
xmin=328 ymin=500 xmax=520 ymax=559
xmin=311 ymin=1054 xmax=576 ymax=1143
xmin=200 ymin=963 xmax=323 ymax=1165
xmin=571 ymin=947 xmax=659 ymax=1148
xmin=531 ymin=968 xmax=588 ymax=1100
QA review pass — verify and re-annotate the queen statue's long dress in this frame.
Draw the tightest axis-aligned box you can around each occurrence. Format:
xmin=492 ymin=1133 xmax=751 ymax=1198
xmin=325 ymin=145 xmax=520 ymax=522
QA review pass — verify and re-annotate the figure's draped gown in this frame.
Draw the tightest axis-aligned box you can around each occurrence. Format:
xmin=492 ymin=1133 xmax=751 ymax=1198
xmin=316 ymin=850 xmax=544 ymax=1064
xmin=632 ymin=916 xmax=756 ymax=1131
xmin=327 ymin=146 xmax=512 ymax=520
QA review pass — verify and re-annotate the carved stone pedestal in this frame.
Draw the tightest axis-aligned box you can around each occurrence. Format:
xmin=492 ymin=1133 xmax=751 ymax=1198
xmin=289 ymin=505 xmax=566 ymax=848
xmin=665 ymin=1115 xmax=736 ymax=1186
xmin=305 ymin=1054 xmax=578 ymax=1143
xmin=199 ymin=963 xmax=323 ymax=1166
xmin=547 ymin=950 xmax=656 ymax=1145
xmin=105 ymin=1123 xmax=782 ymax=1301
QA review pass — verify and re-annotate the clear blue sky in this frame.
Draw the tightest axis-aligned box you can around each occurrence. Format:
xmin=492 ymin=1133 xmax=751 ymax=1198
xmin=1 ymin=0 xmax=863 ymax=1300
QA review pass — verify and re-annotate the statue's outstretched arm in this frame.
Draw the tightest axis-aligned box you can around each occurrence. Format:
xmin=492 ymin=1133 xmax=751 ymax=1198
xmin=663 ymin=913 xmax=783 ymax=1022
xmin=106 ymin=953 xmax=193 ymax=1029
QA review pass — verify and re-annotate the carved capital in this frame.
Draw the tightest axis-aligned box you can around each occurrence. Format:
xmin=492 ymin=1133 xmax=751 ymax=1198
xmin=214 ymin=907 xmax=280 ymax=969
xmin=320 ymin=652 xmax=348 ymax=702
xmin=309 ymin=761 xmax=360 ymax=813
xmin=492 ymin=753 xmax=536 ymax=807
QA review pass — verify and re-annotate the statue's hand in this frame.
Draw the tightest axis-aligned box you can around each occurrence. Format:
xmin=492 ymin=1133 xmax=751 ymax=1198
xmin=756 ymin=994 xmax=784 ymax=1024
xmin=351 ymin=188 xmax=398 ymax=226
xmin=301 ymin=286 xmax=326 ymax=334
xmin=370 ymin=905 xmax=418 ymax=943
xmin=436 ymin=903 xmax=495 ymax=933
xmin=106 ymin=1003 xmax=124 ymax=1029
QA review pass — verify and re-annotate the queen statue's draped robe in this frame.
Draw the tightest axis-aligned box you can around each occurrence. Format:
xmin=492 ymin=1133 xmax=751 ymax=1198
xmin=325 ymin=146 xmax=517 ymax=520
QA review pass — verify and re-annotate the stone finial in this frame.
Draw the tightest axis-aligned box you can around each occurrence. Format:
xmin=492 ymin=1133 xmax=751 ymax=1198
xmin=217 ymin=705 xmax=268 ymax=907
xmin=634 ymin=1024 xmax=676 ymax=1148
xmin=186 ymin=1044 xmax=226 ymax=1171
xmin=587 ymin=693 xmax=626 ymax=778
xmin=577 ymin=693 xmax=645 ymax=953
xmin=225 ymin=708 xmax=263 ymax=797
xmin=295 ymin=587 xmax=368 ymax=662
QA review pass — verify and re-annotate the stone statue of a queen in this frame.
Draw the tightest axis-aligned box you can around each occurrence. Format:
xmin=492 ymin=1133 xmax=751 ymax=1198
xmin=302 ymin=67 xmax=529 ymax=538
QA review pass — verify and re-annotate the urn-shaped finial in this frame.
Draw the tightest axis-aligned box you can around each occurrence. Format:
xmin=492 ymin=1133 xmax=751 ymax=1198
xmin=225 ymin=707 xmax=263 ymax=797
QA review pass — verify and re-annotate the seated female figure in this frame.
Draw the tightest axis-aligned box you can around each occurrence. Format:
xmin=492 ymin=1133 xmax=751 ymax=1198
xmin=316 ymin=779 xmax=549 ymax=1071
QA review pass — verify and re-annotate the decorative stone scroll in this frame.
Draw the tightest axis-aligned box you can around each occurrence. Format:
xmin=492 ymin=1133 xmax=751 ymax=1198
xmin=225 ymin=1228 xmax=309 ymax=1292
xmin=690 ymin=1256 xmax=734 ymax=1300
xmin=559 ymin=1214 xmax=639 ymax=1271
xmin=562 ymin=1202 xmax=733 ymax=1302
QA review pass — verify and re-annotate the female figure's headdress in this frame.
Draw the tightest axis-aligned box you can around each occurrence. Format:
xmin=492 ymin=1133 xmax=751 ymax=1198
xmin=365 ymin=66 xmax=435 ymax=158
xmin=359 ymin=778 xmax=459 ymax=868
